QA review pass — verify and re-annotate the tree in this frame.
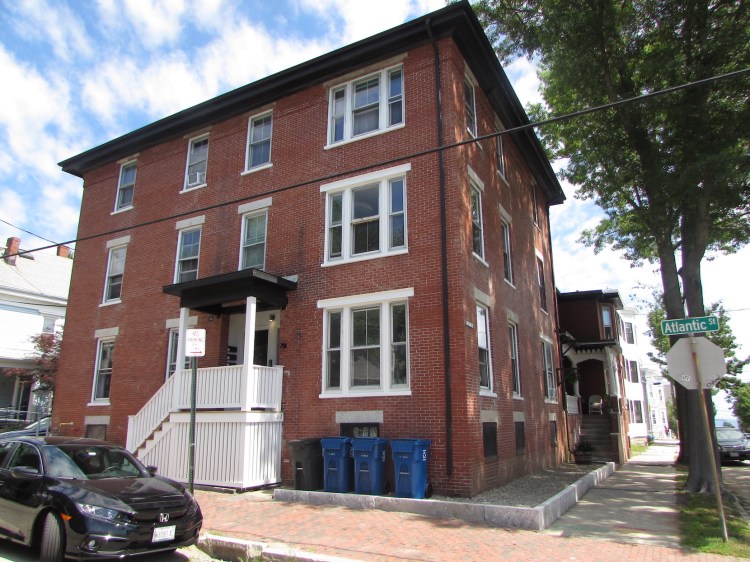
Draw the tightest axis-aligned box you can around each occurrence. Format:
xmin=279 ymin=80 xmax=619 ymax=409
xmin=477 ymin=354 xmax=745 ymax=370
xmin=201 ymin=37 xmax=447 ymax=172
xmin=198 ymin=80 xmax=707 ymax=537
xmin=473 ymin=0 xmax=750 ymax=492
xmin=4 ymin=331 xmax=62 ymax=392
xmin=731 ymin=384 xmax=750 ymax=431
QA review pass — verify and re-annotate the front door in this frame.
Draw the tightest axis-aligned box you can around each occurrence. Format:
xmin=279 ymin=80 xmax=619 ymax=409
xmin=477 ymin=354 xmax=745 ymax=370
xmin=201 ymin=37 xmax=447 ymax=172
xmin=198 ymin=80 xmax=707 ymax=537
xmin=253 ymin=330 xmax=270 ymax=366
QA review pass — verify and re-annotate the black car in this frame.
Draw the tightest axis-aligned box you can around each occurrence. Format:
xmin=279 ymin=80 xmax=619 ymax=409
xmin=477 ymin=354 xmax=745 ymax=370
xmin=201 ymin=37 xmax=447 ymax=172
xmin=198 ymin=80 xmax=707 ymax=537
xmin=715 ymin=427 xmax=750 ymax=462
xmin=0 ymin=436 xmax=202 ymax=561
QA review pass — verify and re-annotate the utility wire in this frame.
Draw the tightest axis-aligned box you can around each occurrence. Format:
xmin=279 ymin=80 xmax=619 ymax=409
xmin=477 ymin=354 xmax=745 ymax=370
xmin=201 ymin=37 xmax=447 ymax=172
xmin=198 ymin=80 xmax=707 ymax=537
xmin=0 ymin=218 xmax=62 ymax=247
xmin=5 ymin=66 xmax=750 ymax=259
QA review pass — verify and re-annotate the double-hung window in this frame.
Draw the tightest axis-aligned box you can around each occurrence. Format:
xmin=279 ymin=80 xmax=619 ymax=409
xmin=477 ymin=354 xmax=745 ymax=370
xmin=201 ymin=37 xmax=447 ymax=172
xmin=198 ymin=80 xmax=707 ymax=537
xmin=470 ymin=182 xmax=484 ymax=259
xmin=104 ymin=246 xmax=126 ymax=303
xmin=623 ymin=321 xmax=635 ymax=344
xmin=246 ymin=112 xmax=272 ymax=170
xmin=185 ymin=135 xmax=208 ymax=189
xmin=542 ymin=339 xmax=556 ymax=401
xmin=328 ymin=65 xmax=404 ymax=145
xmin=628 ymin=360 xmax=639 ymax=383
xmin=319 ymin=288 xmax=412 ymax=396
xmin=477 ymin=305 xmax=492 ymax=391
xmin=537 ymin=257 xmax=547 ymax=312
xmin=322 ymin=164 xmax=409 ymax=265
xmin=501 ymin=219 xmax=512 ymax=283
xmin=166 ymin=329 xmax=190 ymax=379
xmin=241 ymin=211 xmax=267 ymax=270
xmin=495 ymin=124 xmax=506 ymax=178
xmin=175 ymin=227 xmax=201 ymax=283
xmin=465 ymin=78 xmax=477 ymax=137
xmin=92 ymin=339 xmax=115 ymax=402
xmin=509 ymin=322 xmax=521 ymax=397
xmin=115 ymin=162 xmax=136 ymax=211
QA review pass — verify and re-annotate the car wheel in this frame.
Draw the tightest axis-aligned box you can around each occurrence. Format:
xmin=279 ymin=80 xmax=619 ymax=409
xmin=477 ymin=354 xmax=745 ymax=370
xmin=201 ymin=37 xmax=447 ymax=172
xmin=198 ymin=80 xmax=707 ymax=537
xmin=40 ymin=512 xmax=65 ymax=562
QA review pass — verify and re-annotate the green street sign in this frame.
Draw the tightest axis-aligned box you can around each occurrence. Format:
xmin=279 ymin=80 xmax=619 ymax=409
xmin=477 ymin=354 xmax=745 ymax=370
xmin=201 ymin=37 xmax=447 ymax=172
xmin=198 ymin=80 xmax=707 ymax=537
xmin=661 ymin=315 xmax=720 ymax=335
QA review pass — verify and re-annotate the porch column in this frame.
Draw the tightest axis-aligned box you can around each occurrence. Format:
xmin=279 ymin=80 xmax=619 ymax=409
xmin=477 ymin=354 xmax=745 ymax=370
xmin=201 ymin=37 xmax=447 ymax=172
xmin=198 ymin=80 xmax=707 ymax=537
xmin=243 ymin=297 xmax=257 ymax=372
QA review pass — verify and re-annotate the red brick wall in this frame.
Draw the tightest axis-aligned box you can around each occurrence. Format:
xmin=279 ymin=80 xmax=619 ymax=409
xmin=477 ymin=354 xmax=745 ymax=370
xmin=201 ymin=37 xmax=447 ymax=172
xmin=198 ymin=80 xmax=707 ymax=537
xmin=54 ymin=37 xmax=564 ymax=497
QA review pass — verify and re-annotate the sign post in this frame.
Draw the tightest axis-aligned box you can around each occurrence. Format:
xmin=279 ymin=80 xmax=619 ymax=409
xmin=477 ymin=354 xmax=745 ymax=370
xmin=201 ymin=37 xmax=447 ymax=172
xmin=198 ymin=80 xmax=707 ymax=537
xmin=664 ymin=317 xmax=727 ymax=542
xmin=185 ymin=329 xmax=206 ymax=494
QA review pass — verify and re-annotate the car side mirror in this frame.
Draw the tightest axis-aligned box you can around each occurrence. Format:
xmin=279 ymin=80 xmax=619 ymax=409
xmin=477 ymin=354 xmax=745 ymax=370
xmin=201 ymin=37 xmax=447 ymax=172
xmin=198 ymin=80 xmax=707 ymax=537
xmin=146 ymin=465 xmax=158 ymax=476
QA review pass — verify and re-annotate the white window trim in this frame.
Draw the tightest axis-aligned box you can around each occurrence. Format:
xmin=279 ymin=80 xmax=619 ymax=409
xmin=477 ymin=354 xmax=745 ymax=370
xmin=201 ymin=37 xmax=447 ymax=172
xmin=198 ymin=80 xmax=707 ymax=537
xmin=500 ymin=206 xmax=514 ymax=287
xmin=541 ymin=335 xmax=557 ymax=403
xmin=174 ymin=226 xmax=202 ymax=283
xmin=477 ymin=303 xmax=495 ymax=397
xmin=325 ymin=64 xmax=405 ymax=148
xmin=509 ymin=321 xmax=522 ymax=399
xmin=318 ymin=288 xmax=413 ymax=398
xmin=536 ymin=250 xmax=548 ymax=314
xmin=464 ymin=76 xmax=477 ymax=138
xmin=101 ymin=243 xmax=128 ymax=306
xmin=113 ymin=160 xmax=136 ymax=213
xmin=90 ymin=337 xmax=115 ymax=405
xmin=495 ymin=119 xmax=508 ymax=182
xmin=321 ymin=164 xmax=410 ymax=266
xmin=470 ymin=179 xmax=486 ymax=264
xmin=244 ymin=110 xmax=273 ymax=173
xmin=182 ymin=134 xmax=209 ymax=192
xmin=239 ymin=209 xmax=268 ymax=271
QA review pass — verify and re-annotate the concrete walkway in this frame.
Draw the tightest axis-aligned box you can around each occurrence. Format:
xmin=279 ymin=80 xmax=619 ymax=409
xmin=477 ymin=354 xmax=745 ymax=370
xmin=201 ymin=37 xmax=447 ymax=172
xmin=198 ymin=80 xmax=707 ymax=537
xmin=195 ymin=441 xmax=745 ymax=561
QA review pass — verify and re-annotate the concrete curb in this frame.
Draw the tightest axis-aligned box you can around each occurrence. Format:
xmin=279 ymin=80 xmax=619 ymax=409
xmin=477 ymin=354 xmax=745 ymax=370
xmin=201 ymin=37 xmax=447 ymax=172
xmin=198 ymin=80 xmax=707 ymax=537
xmin=197 ymin=463 xmax=615 ymax=560
xmin=273 ymin=462 xmax=615 ymax=531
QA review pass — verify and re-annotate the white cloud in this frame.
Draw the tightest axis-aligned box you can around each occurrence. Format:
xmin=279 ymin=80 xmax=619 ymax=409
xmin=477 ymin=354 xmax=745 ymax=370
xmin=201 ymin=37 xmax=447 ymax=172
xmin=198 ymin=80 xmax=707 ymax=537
xmin=121 ymin=0 xmax=188 ymax=48
xmin=505 ymin=57 xmax=543 ymax=107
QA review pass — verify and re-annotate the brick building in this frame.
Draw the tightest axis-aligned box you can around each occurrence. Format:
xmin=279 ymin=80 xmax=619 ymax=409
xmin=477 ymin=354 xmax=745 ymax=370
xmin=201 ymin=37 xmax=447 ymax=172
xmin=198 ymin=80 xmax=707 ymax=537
xmin=55 ymin=1 xmax=566 ymax=497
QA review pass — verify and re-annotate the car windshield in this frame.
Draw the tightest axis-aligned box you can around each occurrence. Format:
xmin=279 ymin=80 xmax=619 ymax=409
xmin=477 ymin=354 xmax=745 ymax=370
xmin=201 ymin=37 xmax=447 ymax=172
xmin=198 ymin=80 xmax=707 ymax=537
xmin=42 ymin=444 xmax=148 ymax=479
xmin=716 ymin=428 xmax=743 ymax=441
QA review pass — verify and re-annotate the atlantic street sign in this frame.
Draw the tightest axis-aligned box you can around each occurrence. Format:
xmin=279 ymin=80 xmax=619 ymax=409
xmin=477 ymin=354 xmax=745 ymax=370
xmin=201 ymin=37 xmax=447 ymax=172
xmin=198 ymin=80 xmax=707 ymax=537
xmin=661 ymin=315 xmax=720 ymax=336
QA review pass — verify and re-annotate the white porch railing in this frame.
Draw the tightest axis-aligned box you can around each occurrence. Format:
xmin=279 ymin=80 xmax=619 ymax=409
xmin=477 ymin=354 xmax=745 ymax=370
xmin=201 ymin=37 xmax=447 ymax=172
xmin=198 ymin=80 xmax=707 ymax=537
xmin=566 ymin=394 xmax=580 ymax=415
xmin=127 ymin=364 xmax=283 ymax=453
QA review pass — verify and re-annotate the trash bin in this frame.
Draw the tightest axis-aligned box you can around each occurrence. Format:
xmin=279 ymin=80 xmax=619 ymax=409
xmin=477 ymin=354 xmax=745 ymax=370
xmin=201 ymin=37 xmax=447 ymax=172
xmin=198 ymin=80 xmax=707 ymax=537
xmin=352 ymin=437 xmax=389 ymax=495
xmin=288 ymin=438 xmax=323 ymax=491
xmin=321 ymin=437 xmax=353 ymax=493
xmin=390 ymin=439 xmax=431 ymax=499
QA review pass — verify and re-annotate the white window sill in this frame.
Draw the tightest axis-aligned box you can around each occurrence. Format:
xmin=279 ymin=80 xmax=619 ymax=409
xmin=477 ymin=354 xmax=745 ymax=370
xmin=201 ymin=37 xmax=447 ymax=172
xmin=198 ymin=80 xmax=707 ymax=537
xmin=497 ymin=172 xmax=509 ymax=187
xmin=111 ymin=206 xmax=133 ymax=215
xmin=241 ymin=163 xmax=272 ymax=176
xmin=324 ymin=123 xmax=405 ymax=150
xmin=320 ymin=388 xmax=412 ymax=399
xmin=545 ymin=398 xmax=559 ymax=404
xmin=479 ymin=389 xmax=497 ymax=398
xmin=322 ymin=248 xmax=408 ymax=267
xmin=99 ymin=300 xmax=122 ymax=307
xmin=513 ymin=394 xmax=524 ymax=401
xmin=504 ymin=278 xmax=515 ymax=289
xmin=87 ymin=401 xmax=110 ymax=407
xmin=473 ymin=253 xmax=489 ymax=267
xmin=181 ymin=183 xmax=207 ymax=193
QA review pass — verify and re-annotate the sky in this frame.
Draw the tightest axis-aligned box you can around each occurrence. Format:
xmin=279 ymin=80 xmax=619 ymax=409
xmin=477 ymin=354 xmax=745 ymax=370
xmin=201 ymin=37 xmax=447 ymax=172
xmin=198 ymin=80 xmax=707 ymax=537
xmin=1 ymin=0 xmax=748 ymax=414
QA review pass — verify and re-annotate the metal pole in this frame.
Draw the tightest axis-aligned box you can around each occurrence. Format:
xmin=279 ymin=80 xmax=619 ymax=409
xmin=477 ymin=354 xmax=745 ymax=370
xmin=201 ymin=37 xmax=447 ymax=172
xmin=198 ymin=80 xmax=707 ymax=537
xmin=692 ymin=337 xmax=728 ymax=542
xmin=188 ymin=356 xmax=197 ymax=494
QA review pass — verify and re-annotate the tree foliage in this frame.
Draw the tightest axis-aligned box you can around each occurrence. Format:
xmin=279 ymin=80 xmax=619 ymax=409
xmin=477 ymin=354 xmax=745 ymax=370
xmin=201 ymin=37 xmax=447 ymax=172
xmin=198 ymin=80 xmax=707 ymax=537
xmin=472 ymin=0 xmax=750 ymax=492
xmin=4 ymin=332 xmax=62 ymax=391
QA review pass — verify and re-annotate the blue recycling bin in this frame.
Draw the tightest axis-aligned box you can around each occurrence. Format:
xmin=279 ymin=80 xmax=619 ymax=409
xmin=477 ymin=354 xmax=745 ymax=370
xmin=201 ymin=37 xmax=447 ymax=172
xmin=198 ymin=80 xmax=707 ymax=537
xmin=390 ymin=439 xmax=431 ymax=499
xmin=321 ymin=437 xmax=353 ymax=493
xmin=352 ymin=437 xmax=389 ymax=495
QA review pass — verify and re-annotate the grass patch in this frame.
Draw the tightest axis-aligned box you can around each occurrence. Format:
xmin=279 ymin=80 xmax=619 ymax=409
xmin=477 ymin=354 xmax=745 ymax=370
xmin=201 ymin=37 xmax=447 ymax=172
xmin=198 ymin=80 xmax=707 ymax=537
xmin=679 ymin=487 xmax=750 ymax=557
xmin=630 ymin=442 xmax=649 ymax=456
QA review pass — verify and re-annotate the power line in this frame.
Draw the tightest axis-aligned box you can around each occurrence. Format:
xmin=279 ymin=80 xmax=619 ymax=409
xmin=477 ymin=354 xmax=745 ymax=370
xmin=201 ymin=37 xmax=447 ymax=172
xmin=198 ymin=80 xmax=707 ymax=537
xmin=0 ymin=218 xmax=62 ymax=247
xmin=6 ymin=66 xmax=750 ymax=259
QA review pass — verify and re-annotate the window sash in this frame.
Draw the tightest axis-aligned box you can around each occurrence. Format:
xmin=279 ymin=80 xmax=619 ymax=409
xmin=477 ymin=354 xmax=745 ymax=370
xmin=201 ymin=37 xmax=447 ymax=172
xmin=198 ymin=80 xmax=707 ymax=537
xmin=323 ymin=300 xmax=409 ymax=393
xmin=542 ymin=341 xmax=556 ymax=400
xmin=242 ymin=212 xmax=267 ymax=270
xmin=166 ymin=329 xmax=190 ymax=379
xmin=176 ymin=228 xmax=201 ymax=283
xmin=624 ymin=322 xmax=635 ymax=344
xmin=501 ymin=222 xmax=512 ymax=283
xmin=186 ymin=137 xmax=208 ymax=186
xmin=325 ymin=175 xmax=407 ymax=262
xmin=105 ymin=246 xmax=126 ymax=302
xmin=509 ymin=323 xmax=520 ymax=396
xmin=93 ymin=340 xmax=114 ymax=401
xmin=328 ymin=66 xmax=403 ymax=144
xmin=471 ymin=187 xmax=483 ymax=258
xmin=477 ymin=305 xmax=491 ymax=389
xmin=248 ymin=114 xmax=273 ymax=169
xmin=496 ymin=134 xmax=505 ymax=177
xmin=465 ymin=80 xmax=477 ymax=136
xmin=537 ymin=258 xmax=547 ymax=311
xmin=116 ymin=163 xmax=136 ymax=210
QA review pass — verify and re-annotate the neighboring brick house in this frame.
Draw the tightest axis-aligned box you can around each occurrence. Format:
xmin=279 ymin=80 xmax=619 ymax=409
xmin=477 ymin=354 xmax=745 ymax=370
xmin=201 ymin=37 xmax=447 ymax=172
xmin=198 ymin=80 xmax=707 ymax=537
xmin=0 ymin=237 xmax=72 ymax=422
xmin=558 ymin=289 xmax=629 ymax=463
xmin=55 ymin=2 xmax=565 ymax=497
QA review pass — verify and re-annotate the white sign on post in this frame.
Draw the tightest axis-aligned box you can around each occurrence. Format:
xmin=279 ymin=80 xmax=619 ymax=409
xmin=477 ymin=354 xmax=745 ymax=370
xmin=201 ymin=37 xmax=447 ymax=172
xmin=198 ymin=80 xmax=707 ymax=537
xmin=185 ymin=329 xmax=206 ymax=357
xmin=665 ymin=336 xmax=726 ymax=389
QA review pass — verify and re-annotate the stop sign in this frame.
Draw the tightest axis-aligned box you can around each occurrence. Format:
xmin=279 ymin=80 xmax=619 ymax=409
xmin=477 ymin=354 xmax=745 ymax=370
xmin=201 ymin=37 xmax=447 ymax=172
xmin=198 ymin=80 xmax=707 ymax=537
xmin=666 ymin=337 xmax=726 ymax=390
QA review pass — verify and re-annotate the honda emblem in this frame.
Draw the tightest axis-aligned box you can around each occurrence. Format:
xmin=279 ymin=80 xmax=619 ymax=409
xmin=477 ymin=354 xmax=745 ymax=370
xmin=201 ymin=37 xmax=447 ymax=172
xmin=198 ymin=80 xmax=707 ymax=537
xmin=159 ymin=513 xmax=170 ymax=523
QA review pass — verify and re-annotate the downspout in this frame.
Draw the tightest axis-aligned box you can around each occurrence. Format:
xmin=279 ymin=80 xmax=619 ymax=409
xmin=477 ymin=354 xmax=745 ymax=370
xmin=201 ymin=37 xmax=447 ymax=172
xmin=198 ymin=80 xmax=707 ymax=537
xmin=427 ymin=19 xmax=453 ymax=477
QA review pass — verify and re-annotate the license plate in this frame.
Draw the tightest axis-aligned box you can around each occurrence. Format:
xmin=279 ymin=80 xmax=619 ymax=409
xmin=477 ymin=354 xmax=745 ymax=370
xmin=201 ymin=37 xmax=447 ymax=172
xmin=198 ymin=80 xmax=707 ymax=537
xmin=152 ymin=525 xmax=176 ymax=543
xmin=730 ymin=452 xmax=739 ymax=458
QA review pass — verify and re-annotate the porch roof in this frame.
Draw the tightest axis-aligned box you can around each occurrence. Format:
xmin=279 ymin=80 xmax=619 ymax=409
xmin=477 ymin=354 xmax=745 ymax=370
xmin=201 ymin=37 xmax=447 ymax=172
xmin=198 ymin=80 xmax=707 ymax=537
xmin=163 ymin=269 xmax=297 ymax=314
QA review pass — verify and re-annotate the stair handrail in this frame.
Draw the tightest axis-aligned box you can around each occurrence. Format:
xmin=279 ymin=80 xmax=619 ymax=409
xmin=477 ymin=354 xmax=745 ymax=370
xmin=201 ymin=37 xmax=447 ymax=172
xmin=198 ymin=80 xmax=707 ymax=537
xmin=126 ymin=370 xmax=183 ymax=452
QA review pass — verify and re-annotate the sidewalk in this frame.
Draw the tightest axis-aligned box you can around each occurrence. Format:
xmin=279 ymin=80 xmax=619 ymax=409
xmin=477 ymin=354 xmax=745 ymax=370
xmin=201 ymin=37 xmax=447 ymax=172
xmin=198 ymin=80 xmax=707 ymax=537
xmin=194 ymin=441 xmax=744 ymax=561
